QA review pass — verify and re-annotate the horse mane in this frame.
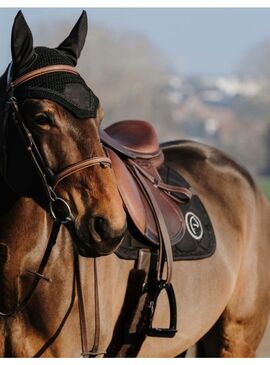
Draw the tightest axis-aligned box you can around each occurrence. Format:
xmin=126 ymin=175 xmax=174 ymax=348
xmin=0 ymin=68 xmax=8 ymax=108
xmin=0 ymin=174 xmax=19 ymax=214
xmin=0 ymin=70 xmax=19 ymax=213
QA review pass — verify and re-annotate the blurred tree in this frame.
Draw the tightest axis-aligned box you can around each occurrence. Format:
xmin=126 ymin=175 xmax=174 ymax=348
xmin=34 ymin=19 xmax=175 ymax=139
xmin=260 ymin=124 xmax=270 ymax=175
xmin=79 ymin=26 xmax=173 ymax=138
xmin=32 ymin=16 xmax=269 ymax=176
xmin=236 ymin=40 xmax=270 ymax=175
xmin=240 ymin=40 xmax=270 ymax=80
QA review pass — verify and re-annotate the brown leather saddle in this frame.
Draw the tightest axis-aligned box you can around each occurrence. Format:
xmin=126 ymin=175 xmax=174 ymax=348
xmin=100 ymin=120 xmax=192 ymax=284
xmin=101 ymin=120 xmax=192 ymax=343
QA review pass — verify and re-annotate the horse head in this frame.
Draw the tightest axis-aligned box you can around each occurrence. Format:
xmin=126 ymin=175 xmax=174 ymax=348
xmin=0 ymin=11 xmax=127 ymax=257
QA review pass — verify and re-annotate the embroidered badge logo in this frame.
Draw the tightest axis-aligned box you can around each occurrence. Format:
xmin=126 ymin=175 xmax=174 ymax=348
xmin=185 ymin=212 xmax=203 ymax=240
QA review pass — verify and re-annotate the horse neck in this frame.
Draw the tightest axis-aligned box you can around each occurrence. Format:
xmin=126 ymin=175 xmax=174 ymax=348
xmin=0 ymin=176 xmax=19 ymax=214
xmin=0 ymin=178 xmax=51 ymax=310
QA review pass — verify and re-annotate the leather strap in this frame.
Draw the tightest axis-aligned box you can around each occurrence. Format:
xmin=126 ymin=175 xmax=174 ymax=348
xmin=128 ymin=160 xmax=173 ymax=284
xmin=74 ymin=253 xmax=89 ymax=357
xmin=75 ymin=255 xmax=103 ymax=358
xmin=89 ymin=258 xmax=102 ymax=356
xmin=132 ymin=161 xmax=192 ymax=203
xmin=10 ymin=65 xmax=79 ymax=88
xmin=33 ymin=250 xmax=77 ymax=357
xmin=54 ymin=157 xmax=111 ymax=188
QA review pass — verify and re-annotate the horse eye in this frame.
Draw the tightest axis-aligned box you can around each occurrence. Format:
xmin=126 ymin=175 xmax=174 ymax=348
xmin=34 ymin=113 xmax=53 ymax=126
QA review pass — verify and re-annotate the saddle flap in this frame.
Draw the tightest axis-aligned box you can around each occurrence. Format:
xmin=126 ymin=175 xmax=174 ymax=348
xmin=108 ymin=148 xmax=185 ymax=246
xmin=107 ymin=148 xmax=147 ymax=235
xmin=131 ymin=160 xmax=185 ymax=246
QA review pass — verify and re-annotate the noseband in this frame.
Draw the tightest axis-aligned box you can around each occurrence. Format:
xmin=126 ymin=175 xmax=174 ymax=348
xmin=4 ymin=64 xmax=111 ymax=223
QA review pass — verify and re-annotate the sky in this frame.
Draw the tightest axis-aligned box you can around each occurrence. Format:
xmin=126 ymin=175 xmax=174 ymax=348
xmin=1 ymin=8 xmax=270 ymax=76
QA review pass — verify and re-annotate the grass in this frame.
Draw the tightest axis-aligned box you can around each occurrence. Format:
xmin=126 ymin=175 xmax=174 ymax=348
xmin=258 ymin=176 xmax=270 ymax=201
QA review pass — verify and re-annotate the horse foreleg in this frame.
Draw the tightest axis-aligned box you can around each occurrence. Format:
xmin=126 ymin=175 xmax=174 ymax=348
xmin=196 ymin=315 xmax=256 ymax=357
xmin=175 ymin=350 xmax=187 ymax=357
xmin=193 ymin=255 xmax=269 ymax=356
xmin=0 ymin=322 xmax=6 ymax=357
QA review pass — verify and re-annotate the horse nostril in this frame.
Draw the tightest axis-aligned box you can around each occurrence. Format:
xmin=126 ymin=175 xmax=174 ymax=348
xmin=93 ymin=216 xmax=109 ymax=240
xmin=89 ymin=216 xmax=127 ymax=243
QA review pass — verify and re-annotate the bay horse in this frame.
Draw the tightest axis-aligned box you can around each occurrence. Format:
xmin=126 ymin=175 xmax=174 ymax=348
xmin=0 ymin=11 xmax=270 ymax=357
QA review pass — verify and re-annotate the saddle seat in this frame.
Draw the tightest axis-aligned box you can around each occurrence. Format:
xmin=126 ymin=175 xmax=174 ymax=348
xmin=100 ymin=120 xmax=164 ymax=169
xmin=101 ymin=120 xmax=191 ymax=248
xmin=105 ymin=120 xmax=160 ymax=156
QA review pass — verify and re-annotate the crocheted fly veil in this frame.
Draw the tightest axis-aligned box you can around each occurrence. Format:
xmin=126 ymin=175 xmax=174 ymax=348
xmin=9 ymin=10 xmax=99 ymax=119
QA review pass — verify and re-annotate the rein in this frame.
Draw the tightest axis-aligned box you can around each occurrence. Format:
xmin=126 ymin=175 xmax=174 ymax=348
xmin=0 ymin=64 xmax=108 ymax=357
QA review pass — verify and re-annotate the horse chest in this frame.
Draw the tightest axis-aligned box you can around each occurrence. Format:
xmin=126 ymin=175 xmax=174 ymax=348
xmin=1 ymin=315 xmax=40 ymax=357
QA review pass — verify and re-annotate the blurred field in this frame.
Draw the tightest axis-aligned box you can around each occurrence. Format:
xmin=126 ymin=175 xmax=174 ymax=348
xmin=258 ymin=319 xmax=270 ymax=357
xmin=257 ymin=177 xmax=270 ymax=357
xmin=259 ymin=176 xmax=270 ymax=201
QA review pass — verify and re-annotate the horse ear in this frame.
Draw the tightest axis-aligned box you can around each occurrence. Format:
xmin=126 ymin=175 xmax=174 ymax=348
xmin=11 ymin=11 xmax=35 ymax=74
xmin=57 ymin=11 xmax=88 ymax=66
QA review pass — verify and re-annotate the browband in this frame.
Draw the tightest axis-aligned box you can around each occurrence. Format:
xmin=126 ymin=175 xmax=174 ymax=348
xmin=7 ymin=64 xmax=79 ymax=90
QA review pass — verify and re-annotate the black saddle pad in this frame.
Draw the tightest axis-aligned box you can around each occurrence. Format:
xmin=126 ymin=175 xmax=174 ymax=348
xmin=115 ymin=164 xmax=216 ymax=261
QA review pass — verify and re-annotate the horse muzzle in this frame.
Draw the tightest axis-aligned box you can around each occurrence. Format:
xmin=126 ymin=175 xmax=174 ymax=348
xmin=70 ymin=214 xmax=127 ymax=257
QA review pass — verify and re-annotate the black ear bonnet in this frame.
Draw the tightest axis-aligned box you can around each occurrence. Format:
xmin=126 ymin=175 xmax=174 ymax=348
xmin=3 ymin=10 xmax=99 ymax=119
xmin=11 ymin=46 xmax=99 ymax=119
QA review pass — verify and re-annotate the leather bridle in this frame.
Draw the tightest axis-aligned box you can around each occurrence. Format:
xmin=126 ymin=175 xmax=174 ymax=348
xmin=5 ymin=63 xmax=111 ymax=223
xmin=0 ymin=64 xmax=109 ymax=357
